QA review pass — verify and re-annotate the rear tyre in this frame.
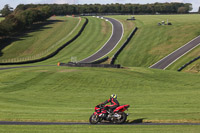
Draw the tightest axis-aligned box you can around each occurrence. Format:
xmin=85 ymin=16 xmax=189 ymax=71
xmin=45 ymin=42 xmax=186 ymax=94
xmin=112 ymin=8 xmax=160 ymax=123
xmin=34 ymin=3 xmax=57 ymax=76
xmin=114 ymin=112 xmax=127 ymax=124
xmin=89 ymin=114 xmax=99 ymax=124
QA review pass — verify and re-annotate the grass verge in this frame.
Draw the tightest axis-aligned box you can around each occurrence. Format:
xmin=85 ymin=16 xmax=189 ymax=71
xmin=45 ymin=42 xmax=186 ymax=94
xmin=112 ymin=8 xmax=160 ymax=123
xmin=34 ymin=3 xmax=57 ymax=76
xmin=1 ymin=125 xmax=200 ymax=133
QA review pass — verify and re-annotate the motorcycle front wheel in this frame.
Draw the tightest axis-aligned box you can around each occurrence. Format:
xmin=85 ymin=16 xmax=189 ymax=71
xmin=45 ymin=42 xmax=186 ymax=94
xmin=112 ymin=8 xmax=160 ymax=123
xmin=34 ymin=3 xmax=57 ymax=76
xmin=114 ymin=112 xmax=127 ymax=124
xmin=89 ymin=114 xmax=100 ymax=124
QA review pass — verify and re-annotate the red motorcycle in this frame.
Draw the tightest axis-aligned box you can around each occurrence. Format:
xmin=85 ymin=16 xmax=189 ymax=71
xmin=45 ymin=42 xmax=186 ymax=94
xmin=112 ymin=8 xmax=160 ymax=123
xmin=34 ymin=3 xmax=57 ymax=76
xmin=89 ymin=104 xmax=130 ymax=124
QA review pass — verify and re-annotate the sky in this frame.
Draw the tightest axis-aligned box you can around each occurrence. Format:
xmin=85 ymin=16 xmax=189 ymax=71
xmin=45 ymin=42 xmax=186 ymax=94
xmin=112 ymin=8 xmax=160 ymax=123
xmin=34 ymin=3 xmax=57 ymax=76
xmin=0 ymin=0 xmax=199 ymax=12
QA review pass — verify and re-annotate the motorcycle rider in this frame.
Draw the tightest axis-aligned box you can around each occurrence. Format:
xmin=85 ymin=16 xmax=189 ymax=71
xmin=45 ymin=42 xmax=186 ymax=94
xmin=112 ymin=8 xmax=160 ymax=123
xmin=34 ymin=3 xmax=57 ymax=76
xmin=102 ymin=94 xmax=120 ymax=114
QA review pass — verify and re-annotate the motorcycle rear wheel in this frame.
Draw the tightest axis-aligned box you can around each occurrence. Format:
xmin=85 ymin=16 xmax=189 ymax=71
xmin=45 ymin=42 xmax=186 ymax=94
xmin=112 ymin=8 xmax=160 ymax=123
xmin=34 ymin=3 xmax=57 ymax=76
xmin=89 ymin=114 xmax=100 ymax=124
xmin=114 ymin=112 xmax=127 ymax=124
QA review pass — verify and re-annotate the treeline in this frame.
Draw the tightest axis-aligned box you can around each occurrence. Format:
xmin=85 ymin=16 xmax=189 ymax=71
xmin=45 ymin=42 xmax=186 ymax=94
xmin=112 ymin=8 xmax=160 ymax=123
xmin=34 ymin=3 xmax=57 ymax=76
xmin=0 ymin=5 xmax=51 ymax=38
xmin=16 ymin=2 xmax=192 ymax=15
xmin=0 ymin=2 xmax=192 ymax=38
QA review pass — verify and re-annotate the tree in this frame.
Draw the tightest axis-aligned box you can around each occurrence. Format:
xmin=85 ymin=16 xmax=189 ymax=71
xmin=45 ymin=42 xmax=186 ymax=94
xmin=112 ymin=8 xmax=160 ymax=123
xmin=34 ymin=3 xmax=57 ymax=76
xmin=0 ymin=14 xmax=24 ymax=37
xmin=0 ymin=4 xmax=13 ymax=17
xmin=198 ymin=6 xmax=200 ymax=13
xmin=178 ymin=7 xmax=188 ymax=14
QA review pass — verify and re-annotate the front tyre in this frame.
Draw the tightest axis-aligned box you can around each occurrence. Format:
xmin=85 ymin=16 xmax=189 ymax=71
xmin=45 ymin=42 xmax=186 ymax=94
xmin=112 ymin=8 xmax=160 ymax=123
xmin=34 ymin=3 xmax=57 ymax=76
xmin=114 ymin=112 xmax=127 ymax=124
xmin=89 ymin=114 xmax=99 ymax=124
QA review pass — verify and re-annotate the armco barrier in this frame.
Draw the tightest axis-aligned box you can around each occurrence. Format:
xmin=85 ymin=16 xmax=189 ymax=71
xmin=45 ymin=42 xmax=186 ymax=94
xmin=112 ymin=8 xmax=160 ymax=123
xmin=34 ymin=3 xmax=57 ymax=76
xmin=111 ymin=27 xmax=138 ymax=64
xmin=0 ymin=17 xmax=88 ymax=65
xmin=59 ymin=62 xmax=120 ymax=68
xmin=178 ymin=56 xmax=200 ymax=71
xmin=90 ymin=56 xmax=109 ymax=64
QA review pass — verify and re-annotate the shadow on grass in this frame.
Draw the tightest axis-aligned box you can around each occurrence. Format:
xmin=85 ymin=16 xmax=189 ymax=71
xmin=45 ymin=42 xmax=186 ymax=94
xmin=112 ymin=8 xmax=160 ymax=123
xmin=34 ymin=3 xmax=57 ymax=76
xmin=98 ymin=118 xmax=149 ymax=125
xmin=126 ymin=118 xmax=148 ymax=124
xmin=0 ymin=19 xmax=64 ymax=57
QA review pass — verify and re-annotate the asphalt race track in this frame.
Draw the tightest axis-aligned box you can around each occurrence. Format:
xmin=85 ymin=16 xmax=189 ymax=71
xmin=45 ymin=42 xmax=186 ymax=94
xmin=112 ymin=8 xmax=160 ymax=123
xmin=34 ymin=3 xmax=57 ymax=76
xmin=79 ymin=17 xmax=123 ymax=63
xmin=0 ymin=121 xmax=200 ymax=125
xmin=150 ymin=35 xmax=200 ymax=69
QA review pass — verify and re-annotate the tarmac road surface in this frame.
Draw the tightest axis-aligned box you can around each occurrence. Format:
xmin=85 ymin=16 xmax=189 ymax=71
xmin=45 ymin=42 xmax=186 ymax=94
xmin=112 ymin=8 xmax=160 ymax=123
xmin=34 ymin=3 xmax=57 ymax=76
xmin=150 ymin=35 xmax=200 ymax=69
xmin=79 ymin=17 xmax=123 ymax=63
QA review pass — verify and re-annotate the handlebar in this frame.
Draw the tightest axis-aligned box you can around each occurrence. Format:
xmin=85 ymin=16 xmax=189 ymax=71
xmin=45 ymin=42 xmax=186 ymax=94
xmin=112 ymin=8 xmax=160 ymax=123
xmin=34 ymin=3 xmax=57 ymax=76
xmin=96 ymin=104 xmax=105 ymax=109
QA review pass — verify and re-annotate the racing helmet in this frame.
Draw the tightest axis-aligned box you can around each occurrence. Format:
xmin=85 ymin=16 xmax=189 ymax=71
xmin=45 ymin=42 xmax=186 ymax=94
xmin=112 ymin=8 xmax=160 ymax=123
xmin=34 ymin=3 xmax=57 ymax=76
xmin=110 ymin=94 xmax=117 ymax=99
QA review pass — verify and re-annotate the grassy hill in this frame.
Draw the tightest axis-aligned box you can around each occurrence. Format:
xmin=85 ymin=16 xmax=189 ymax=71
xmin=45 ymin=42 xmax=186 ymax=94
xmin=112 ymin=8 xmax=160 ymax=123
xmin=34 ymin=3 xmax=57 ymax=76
xmin=34 ymin=16 xmax=112 ymax=65
xmin=0 ymin=66 xmax=199 ymax=123
xmin=1 ymin=15 xmax=199 ymax=72
xmin=0 ymin=16 xmax=83 ymax=63
xmin=114 ymin=15 xmax=200 ymax=71
xmin=0 ymin=16 xmax=112 ymax=65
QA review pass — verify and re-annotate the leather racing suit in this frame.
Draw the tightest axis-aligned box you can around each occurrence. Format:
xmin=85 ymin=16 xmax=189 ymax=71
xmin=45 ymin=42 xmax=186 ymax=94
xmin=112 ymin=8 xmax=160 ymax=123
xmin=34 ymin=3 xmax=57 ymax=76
xmin=103 ymin=98 xmax=120 ymax=111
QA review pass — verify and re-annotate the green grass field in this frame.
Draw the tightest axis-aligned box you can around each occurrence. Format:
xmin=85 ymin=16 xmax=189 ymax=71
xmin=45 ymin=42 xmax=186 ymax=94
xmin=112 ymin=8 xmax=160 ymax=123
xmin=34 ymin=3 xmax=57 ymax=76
xmin=0 ymin=17 xmax=4 ymax=21
xmin=0 ymin=66 xmax=200 ymax=132
xmin=0 ymin=14 xmax=200 ymax=132
xmin=1 ymin=125 xmax=200 ymax=133
xmin=115 ymin=15 xmax=200 ymax=71
xmin=0 ymin=66 xmax=200 ymax=123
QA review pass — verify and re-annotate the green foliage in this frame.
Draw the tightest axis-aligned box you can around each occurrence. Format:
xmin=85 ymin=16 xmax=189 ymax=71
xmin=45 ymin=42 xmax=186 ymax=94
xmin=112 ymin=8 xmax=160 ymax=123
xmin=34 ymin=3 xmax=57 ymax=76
xmin=178 ymin=7 xmax=188 ymax=14
xmin=199 ymin=6 xmax=200 ymax=13
xmin=15 ymin=3 xmax=192 ymax=15
xmin=0 ymin=15 xmax=24 ymax=37
xmin=0 ymin=6 xmax=51 ymax=38
xmin=0 ymin=4 xmax=13 ymax=17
